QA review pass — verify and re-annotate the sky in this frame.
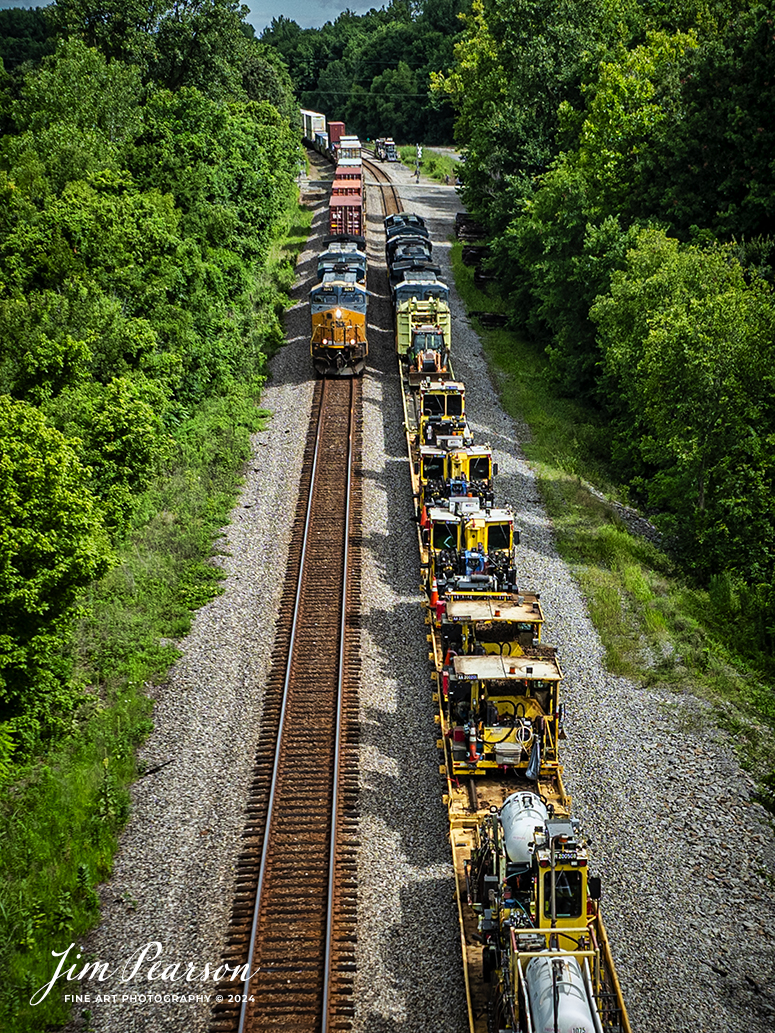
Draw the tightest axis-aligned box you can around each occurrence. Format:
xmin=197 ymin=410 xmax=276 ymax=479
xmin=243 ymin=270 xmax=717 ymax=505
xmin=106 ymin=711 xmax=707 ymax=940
xmin=0 ymin=1 xmax=381 ymax=34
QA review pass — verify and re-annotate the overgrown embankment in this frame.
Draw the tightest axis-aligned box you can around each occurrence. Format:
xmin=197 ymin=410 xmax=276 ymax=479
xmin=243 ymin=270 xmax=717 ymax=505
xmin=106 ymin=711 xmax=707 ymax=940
xmin=0 ymin=8 xmax=310 ymax=1028
xmin=451 ymin=243 xmax=775 ymax=808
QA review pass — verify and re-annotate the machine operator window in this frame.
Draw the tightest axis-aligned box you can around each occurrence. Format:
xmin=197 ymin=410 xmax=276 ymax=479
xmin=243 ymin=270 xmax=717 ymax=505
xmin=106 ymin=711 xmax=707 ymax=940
xmin=487 ymin=524 xmax=511 ymax=551
xmin=446 ymin=395 xmax=463 ymax=416
xmin=432 ymin=522 xmax=458 ymax=550
xmin=423 ymin=457 xmax=444 ymax=479
xmin=470 ymin=457 xmax=490 ymax=480
xmin=543 ymin=871 xmax=582 ymax=919
xmin=423 ymin=396 xmax=445 ymax=416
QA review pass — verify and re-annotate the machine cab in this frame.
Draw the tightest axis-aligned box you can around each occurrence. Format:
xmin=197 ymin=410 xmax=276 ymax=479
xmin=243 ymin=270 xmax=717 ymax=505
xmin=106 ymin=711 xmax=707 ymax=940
xmin=443 ymin=652 xmax=563 ymax=776
xmin=437 ymin=592 xmax=544 ymax=659
xmin=424 ymin=500 xmax=518 ymax=595
xmin=418 ymin=381 xmax=469 ymax=444
xmin=419 ymin=444 xmax=495 ymax=509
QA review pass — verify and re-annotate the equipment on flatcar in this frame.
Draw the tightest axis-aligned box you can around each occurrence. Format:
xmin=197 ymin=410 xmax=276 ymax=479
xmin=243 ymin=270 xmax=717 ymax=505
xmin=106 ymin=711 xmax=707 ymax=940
xmin=418 ymin=443 xmax=496 ymax=510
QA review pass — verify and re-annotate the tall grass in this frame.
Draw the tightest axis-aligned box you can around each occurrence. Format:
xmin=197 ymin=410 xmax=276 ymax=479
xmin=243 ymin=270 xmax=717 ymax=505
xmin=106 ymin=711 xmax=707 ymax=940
xmin=398 ymin=145 xmax=459 ymax=183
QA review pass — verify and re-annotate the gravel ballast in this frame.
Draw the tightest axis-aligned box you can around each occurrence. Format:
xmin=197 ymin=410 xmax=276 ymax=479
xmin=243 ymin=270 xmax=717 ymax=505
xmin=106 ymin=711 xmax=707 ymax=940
xmin=68 ymin=157 xmax=774 ymax=1033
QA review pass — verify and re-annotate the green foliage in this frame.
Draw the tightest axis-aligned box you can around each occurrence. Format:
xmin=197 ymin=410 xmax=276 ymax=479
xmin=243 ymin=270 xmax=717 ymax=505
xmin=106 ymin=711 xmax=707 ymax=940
xmin=399 ymin=145 xmax=458 ymax=182
xmin=12 ymin=37 xmax=143 ymax=145
xmin=592 ymin=229 xmax=775 ymax=586
xmin=0 ymin=9 xmax=55 ymax=71
xmin=0 ymin=5 xmax=300 ymax=750
xmin=261 ymin=0 xmax=467 ymax=144
xmin=0 ymin=396 xmax=112 ymax=726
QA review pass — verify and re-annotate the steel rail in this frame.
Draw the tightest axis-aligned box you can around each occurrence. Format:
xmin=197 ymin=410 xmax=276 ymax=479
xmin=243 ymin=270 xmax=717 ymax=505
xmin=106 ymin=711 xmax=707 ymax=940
xmin=236 ymin=377 xmax=354 ymax=1033
xmin=362 ymin=157 xmax=402 ymax=216
xmin=321 ymin=376 xmax=355 ymax=1033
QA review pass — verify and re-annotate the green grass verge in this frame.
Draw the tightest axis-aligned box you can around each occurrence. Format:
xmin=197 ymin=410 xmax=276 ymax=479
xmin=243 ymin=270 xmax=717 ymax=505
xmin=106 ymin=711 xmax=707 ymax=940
xmin=0 ymin=197 xmax=313 ymax=1033
xmin=450 ymin=241 xmax=775 ymax=805
xmin=398 ymin=145 xmax=459 ymax=183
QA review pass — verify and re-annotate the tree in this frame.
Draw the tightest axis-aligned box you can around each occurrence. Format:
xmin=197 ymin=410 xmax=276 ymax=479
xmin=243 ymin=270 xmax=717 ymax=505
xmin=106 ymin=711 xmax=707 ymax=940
xmin=0 ymin=395 xmax=112 ymax=723
xmin=592 ymin=228 xmax=775 ymax=581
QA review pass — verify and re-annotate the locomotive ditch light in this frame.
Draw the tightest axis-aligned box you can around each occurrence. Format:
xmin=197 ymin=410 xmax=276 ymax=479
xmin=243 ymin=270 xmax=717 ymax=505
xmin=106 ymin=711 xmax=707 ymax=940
xmin=335 ymin=308 xmax=343 ymax=318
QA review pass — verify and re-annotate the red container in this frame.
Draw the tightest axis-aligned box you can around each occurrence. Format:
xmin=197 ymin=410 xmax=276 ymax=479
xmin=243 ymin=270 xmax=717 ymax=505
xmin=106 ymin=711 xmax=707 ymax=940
xmin=329 ymin=196 xmax=362 ymax=236
xmin=328 ymin=121 xmax=346 ymax=145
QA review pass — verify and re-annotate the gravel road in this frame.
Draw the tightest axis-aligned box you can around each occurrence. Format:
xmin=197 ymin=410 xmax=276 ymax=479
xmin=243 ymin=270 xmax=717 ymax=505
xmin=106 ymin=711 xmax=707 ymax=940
xmin=67 ymin=157 xmax=774 ymax=1033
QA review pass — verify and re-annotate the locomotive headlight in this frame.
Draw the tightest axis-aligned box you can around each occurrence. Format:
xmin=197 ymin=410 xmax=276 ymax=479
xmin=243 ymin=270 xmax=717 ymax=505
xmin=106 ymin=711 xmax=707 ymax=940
xmin=322 ymin=338 xmax=328 ymax=345
xmin=335 ymin=308 xmax=342 ymax=318
xmin=350 ymin=337 xmax=356 ymax=345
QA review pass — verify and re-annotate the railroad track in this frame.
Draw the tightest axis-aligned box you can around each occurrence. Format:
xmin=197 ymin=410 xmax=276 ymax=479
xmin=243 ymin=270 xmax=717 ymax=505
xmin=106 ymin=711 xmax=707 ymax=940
xmin=362 ymin=156 xmax=402 ymax=216
xmin=211 ymin=376 xmax=362 ymax=1033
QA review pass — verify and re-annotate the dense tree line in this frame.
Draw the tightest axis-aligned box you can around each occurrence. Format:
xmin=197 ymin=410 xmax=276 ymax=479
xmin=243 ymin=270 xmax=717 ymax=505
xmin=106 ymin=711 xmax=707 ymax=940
xmin=0 ymin=2 xmax=299 ymax=756
xmin=437 ymin=0 xmax=775 ymax=647
xmin=261 ymin=0 xmax=470 ymax=144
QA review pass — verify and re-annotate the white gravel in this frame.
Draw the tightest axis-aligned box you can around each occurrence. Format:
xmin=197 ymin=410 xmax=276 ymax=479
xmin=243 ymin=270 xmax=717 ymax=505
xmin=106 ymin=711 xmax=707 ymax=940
xmin=66 ymin=158 xmax=775 ymax=1033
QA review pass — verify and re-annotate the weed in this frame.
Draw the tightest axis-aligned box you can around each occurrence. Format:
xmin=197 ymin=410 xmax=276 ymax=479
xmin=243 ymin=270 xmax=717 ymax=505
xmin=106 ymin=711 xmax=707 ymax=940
xmin=398 ymin=145 xmax=459 ymax=183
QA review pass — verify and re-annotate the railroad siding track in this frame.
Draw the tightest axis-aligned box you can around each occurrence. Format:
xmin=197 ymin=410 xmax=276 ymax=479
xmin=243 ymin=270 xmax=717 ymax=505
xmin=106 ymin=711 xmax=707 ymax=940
xmin=363 ymin=157 xmax=402 ymax=217
xmin=211 ymin=378 xmax=363 ymax=1033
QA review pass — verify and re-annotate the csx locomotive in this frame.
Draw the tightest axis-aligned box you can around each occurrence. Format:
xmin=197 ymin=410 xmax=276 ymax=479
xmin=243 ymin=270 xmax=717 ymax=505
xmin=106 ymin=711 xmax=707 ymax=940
xmin=302 ymin=110 xmax=368 ymax=376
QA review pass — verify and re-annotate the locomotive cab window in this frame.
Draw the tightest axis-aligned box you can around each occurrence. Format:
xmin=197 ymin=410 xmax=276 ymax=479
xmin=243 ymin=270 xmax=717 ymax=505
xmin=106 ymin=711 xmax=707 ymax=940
xmin=543 ymin=870 xmax=582 ymax=919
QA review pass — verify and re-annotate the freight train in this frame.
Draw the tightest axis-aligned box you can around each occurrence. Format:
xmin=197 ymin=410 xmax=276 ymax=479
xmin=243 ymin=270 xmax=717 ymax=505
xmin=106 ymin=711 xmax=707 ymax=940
xmin=391 ymin=209 xmax=632 ymax=1033
xmin=302 ymin=104 xmax=631 ymax=1029
xmin=303 ymin=110 xmax=367 ymax=375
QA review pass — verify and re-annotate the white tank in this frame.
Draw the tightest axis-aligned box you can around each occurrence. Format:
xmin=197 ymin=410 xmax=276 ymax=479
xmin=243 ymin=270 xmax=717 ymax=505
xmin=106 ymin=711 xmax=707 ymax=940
xmin=500 ymin=792 xmax=548 ymax=865
xmin=524 ymin=955 xmax=599 ymax=1033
